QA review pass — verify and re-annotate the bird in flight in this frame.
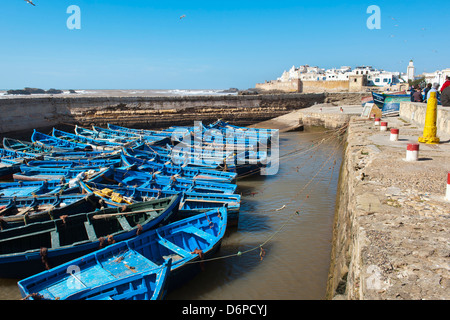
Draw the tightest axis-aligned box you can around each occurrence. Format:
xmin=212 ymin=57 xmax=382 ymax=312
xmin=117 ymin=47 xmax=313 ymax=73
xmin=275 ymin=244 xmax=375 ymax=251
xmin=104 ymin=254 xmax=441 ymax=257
xmin=24 ymin=0 xmax=36 ymax=6
xmin=180 ymin=15 xmax=186 ymax=20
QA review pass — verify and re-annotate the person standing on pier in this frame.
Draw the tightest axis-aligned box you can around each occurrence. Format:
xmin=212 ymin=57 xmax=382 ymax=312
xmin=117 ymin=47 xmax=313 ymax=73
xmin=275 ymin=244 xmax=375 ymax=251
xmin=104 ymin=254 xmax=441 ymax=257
xmin=441 ymin=86 xmax=450 ymax=106
xmin=413 ymin=86 xmax=424 ymax=102
xmin=440 ymin=75 xmax=450 ymax=93
xmin=427 ymin=83 xmax=441 ymax=101
xmin=423 ymin=83 xmax=432 ymax=102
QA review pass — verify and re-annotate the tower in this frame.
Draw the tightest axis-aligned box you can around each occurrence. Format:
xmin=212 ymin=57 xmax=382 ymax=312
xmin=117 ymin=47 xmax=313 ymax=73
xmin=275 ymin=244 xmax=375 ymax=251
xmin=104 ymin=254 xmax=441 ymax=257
xmin=407 ymin=60 xmax=415 ymax=83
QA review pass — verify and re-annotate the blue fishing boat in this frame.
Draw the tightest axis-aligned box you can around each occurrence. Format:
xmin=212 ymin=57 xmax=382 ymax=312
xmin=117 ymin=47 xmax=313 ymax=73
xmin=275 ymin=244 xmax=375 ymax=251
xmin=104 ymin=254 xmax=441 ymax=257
xmin=107 ymin=123 xmax=174 ymax=138
xmin=121 ymin=167 xmax=237 ymax=194
xmin=371 ymin=92 xmax=411 ymax=116
xmin=78 ymin=180 xmax=240 ymax=224
xmin=121 ymin=153 xmax=236 ymax=183
xmin=125 ymin=146 xmax=222 ymax=169
xmin=63 ymin=259 xmax=172 ymax=300
xmin=0 ymin=148 xmax=38 ymax=180
xmin=0 ymin=193 xmax=102 ymax=229
xmin=0 ymin=195 xmax=181 ymax=279
xmin=0 ymin=180 xmax=77 ymax=198
xmin=93 ymin=126 xmax=172 ymax=146
xmin=2 ymin=137 xmax=65 ymax=155
xmin=25 ymin=158 xmax=122 ymax=169
xmin=75 ymin=125 xmax=139 ymax=145
xmin=18 ymin=207 xmax=227 ymax=297
xmin=31 ymin=130 xmax=94 ymax=151
xmin=13 ymin=166 xmax=111 ymax=182
xmin=52 ymin=128 xmax=126 ymax=150
xmin=44 ymin=150 xmax=120 ymax=161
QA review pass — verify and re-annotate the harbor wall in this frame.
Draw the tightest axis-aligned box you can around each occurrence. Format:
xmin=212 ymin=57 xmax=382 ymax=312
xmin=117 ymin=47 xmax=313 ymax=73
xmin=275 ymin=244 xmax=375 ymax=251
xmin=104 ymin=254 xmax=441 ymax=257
xmin=326 ymin=115 xmax=450 ymax=300
xmin=0 ymin=93 xmax=366 ymax=135
xmin=399 ymin=102 xmax=450 ymax=135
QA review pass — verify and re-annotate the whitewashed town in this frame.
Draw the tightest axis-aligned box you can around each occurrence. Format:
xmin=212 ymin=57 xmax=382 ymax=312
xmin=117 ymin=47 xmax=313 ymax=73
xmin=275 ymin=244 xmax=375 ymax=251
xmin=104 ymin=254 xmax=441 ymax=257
xmin=256 ymin=60 xmax=450 ymax=93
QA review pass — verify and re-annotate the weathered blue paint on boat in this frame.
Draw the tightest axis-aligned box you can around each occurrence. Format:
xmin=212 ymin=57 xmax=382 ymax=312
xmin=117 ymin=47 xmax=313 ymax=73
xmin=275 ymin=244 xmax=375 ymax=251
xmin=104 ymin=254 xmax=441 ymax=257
xmin=2 ymin=137 xmax=65 ymax=155
xmin=93 ymin=126 xmax=172 ymax=146
xmin=13 ymin=166 xmax=111 ymax=182
xmin=107 ymin=123 xmax=173 ymax=139
xmin=371 ymin=92 xmax=411 ymax=116
xmin=0 ymin=180 xmax=76 ymax=198
xmin=25 ymin=158 xmax=121 ymax=169
xmin=121 ymin=153 xmax=237 ymax=183
xmin=0 ymin=193 xmax=102 ymax=229
xmin=52 ymin=128 xmax=125 ymax=150
xmin=18 ymin=207 xmax=227 ymax=297
xmin=31 ymin=130 xmax=94 ymax=151
xmin=75 ymin=125 xmax=139 ymax=145
xmin=0 ymin=195 xmax=180 ymax=280
xmin=78 ymin=180 xmax=240 ymax=224
xmin=64 ymin=259 xmax=172 ymax=300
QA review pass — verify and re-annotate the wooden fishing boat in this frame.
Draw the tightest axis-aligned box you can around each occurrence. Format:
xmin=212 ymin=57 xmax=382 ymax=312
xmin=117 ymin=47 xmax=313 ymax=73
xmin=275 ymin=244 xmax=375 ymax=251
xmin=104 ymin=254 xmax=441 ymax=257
xmin=2 ymin=137 xmax=64 ymax=155
xmin=18 ymin=206 xmax=227 ymax=296
xmin=79 ymin=180 xmax=240 ymax=224
xmin=93 ymin=167 xmax=238 ymax=195
xmin=0 ymin=193 xmax=102 ymax=229
xmin=75 ymin=125 xmax=138 ymax=145
xmin=93 ymin=126 xmax=172 ymax=146
xmin=0 ymin=148 xmax=38 ymax=180
xmin=371 ymin=92 xmax=411 ymax=116
xmin=78 ymin=180 xmax=179 ymax=207
xmin=52 ymin=128 xmax=125 ymax=151
xmin=25 ymin=158 xmax=121 ymax=169
xmin=31 ymin=130 xmax=94 ymax=151
xmin=0 ymin=194 xmax=181 ymax=279
xmin=121 ymin=153 xmax=237 ymax=183
xmin=107 ymin=123 xmax=172 ymax=138
xmin=63 ymin=259 xmax=172 ymax=300
xmin=125 ymin=146 xmax=223 ymax=169
xmin=0 ymin=163 xmax=20 ymax=181
xmin=44 ymin=150 xmax=120 ymax=161
xmin=0 ymin=180 xmax=77 ymax=198
xmin=13 ymin=166 xmax=110 ymax=182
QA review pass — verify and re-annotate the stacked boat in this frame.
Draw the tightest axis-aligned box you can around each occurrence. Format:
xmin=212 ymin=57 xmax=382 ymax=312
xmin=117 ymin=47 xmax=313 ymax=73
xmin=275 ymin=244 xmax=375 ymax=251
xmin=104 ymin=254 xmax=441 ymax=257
xmin=0 ymin=120 xmax=276 ymax=300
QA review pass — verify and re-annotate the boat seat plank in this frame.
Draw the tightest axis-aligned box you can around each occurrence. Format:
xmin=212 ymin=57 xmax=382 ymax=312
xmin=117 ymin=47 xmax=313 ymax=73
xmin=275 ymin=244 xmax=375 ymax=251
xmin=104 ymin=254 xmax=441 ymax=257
xmin=157 ymin=238 xmax=191 ymax=257
xmin=182 ymin=226 xmax=216 ymax=244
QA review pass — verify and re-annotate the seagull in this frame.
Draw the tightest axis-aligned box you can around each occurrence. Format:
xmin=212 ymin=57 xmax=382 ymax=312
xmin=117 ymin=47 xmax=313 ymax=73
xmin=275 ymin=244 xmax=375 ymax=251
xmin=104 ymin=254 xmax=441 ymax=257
xmin=24 ymin=0 xmax=36 ymax=6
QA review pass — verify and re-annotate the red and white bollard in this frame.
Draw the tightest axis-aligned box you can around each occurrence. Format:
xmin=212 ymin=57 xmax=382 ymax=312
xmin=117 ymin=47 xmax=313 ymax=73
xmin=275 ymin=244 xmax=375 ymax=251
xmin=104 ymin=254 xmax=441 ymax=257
xmin=374 ymin=118 xmax=381 ymax=126
xmin=390 ymin=128 xmax=399 ymax=141
xmin=406 ymin=143 xmax=419 ymax=161
xmin=446 ymin=172 xmax=450 ymax=201
xmin=380 ymin=122 xmax=388 ymax=132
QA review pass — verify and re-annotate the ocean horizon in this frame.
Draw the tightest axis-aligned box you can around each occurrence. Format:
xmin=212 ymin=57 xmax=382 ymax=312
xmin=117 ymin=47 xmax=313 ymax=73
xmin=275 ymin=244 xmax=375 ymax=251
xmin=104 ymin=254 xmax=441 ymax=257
xmin=0 ymin=89 xmax=239 ymax=98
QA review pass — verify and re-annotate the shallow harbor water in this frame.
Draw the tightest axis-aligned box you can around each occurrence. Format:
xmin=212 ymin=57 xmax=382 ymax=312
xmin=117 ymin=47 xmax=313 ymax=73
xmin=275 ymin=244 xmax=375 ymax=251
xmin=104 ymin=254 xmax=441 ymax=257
xmin=0 ymin=129 xmax=343 ymax=300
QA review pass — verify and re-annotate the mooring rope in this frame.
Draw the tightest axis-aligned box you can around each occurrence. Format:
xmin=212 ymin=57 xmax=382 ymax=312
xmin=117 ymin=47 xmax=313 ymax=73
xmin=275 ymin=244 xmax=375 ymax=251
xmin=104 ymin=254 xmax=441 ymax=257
xmin=184 ymin=132 xmax=346 ymax=265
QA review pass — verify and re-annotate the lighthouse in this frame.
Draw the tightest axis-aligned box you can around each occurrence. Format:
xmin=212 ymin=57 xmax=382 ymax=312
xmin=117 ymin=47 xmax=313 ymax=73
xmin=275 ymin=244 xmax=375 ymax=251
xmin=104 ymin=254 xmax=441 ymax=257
xmin=407 ymin=60 xmax=415 ymax=83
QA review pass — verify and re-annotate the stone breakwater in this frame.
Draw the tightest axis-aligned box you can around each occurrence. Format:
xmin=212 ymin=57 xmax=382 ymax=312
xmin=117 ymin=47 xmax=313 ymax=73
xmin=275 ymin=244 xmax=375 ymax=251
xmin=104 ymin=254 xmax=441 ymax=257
xmin=0 ymin=92 xmax=366 ymax=135
xmin=327 ymin=114 xmax=450 ymax=300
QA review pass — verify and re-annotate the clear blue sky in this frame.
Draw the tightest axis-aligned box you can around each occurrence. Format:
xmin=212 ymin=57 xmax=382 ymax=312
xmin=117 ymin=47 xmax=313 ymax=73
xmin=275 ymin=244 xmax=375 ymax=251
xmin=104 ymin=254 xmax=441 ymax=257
xmin=1 ymin=0 xmax=449 ymax=90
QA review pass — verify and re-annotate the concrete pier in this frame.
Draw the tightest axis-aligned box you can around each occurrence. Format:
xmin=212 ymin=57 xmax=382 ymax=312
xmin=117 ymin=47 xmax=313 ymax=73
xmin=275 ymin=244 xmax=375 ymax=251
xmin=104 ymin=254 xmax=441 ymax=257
xmin=327 ymin=113 xmax=450 ymax=300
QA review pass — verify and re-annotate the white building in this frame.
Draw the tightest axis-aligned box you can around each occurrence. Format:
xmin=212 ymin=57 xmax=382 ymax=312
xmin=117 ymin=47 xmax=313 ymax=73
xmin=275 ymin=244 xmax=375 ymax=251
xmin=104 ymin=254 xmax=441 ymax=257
xmin=274 ymin=64 xmax=405 ymax=87
xmin=423 ymin=68 xmax=450 ymax=87
xmin=407 ymin=60 xmax=415 ymax=82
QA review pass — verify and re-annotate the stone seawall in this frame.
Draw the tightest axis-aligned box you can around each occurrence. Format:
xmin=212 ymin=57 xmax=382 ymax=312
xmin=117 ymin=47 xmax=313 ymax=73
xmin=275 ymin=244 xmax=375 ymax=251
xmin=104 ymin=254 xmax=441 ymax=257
xmin=400 ymin=102 xmax=450 ymax=135
xmin=327 ymin=116 xmax=450 ymax=300
xmin=0 ymin=92 xmax=366 ymax=135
